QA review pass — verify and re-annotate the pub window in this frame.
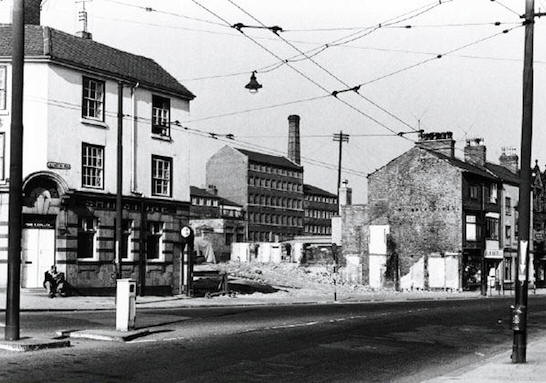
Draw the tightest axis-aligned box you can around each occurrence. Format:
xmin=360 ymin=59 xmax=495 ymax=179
xmin=151 ymin=155 xmax=172 ymax=197
xmin=114 ymin=219 xmax=133 ymax=260
xmin=82 ymin=143 xmax=104 ymax=189
xmin=147 ymin=221 xmax=163 ymax=260
xmin=77 ymin=217 xmax=97 ymax=259
xmin=82 ymin=76 xmax=105 ymax=121
xmin=152 ymin=95 xmax=171 ymax=136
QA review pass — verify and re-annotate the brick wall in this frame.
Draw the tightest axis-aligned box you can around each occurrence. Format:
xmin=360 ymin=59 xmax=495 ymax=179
xmin=206 ymin=146 xmax=248 ymax=206
xmin=368 ymin=147 xmax=463 ymax=280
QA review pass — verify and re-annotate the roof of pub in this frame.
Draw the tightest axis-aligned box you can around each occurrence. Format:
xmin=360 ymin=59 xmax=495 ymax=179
xmin=0 ymin=24 xmax=195 ymax=99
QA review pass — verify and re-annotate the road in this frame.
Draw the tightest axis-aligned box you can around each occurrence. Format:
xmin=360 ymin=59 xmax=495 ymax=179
xmin=0 ymin=296 xmax=545 ymax=382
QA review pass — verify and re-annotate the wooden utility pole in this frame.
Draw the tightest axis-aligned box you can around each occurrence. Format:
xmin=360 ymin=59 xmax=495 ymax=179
xmin=512 ymin=0 xmax=534 ymax=364
xmin=332 ymin=131 xmax=349 ymax=213
xmin=5 ymin=0 xmax=25 ymax=341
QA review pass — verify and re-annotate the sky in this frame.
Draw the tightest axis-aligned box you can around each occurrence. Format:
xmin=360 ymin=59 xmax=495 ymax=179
xmin=21 ymin=0 xmax=546 ymax=202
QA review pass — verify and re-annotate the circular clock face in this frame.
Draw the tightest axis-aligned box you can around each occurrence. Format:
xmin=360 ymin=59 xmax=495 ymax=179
xmin=181 ymin=226 xmax=192 ymax=238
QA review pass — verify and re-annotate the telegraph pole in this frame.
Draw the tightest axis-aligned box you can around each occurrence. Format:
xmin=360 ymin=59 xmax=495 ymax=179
xmin=333 ymin=131 xmax=349 ymax=213
xmin=512 ymin=0 xmax=534 ymax=364
xmin=5 ymin=0 xmax=24 ymax=341
xmin=115 ymin=82 xmax=123 ymax=279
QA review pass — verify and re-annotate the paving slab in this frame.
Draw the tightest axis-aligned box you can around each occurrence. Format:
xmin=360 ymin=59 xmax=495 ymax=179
xmin=0 ymin=337 xmax=70 ymax=352
xmin=67 ymin=328 xmax=151 ymax=342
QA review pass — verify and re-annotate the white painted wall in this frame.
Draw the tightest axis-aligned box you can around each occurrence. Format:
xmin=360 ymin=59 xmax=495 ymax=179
xmin=1 ymin=61 xmax=191 ymax=202
xmin=369 ymin=225 xmax=389 ymax=255
xmin=369 ymin=254 xmax=386 ymax=289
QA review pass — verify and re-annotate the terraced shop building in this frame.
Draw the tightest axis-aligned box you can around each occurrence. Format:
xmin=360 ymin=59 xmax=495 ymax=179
xmin=0 ymin=24 xmax=194 ymax=294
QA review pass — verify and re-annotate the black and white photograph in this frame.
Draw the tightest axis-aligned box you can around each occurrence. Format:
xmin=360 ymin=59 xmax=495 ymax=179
xmin=0 ymin=0 xmax=545 ymax=381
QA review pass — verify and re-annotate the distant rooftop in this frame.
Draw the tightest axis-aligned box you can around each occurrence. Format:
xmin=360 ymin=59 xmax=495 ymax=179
xmin=304 ymin=184 xmax=337 ymax=198
xmin=190 ymin=186 xmax=242 ymax=207
xmin=235 ymin=148 xmax=303 ymax=171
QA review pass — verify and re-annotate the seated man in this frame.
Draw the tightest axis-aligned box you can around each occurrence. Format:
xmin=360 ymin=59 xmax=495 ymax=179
xmin=43 ymin=265 xmax=67 ymax=298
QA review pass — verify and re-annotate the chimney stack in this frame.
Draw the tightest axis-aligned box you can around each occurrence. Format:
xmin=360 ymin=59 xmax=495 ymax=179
xmin=76 ymin=0 xmax=93 ymax=39
xmin=464 ymin=138 xmax=486 ymax=167
xmin=288 ymin=115 xmax=301 ymax=165
xmin=339 ymin=179 xmax=352 ymax=207
xmin=499 ymin=147 xmax=519 ymax=173
xmin=415 ymin=131 xmax=455 ymax=157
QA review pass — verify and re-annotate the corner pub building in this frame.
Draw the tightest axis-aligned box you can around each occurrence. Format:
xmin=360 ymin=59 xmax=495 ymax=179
xmin=0 ymin=22 xmax=195 ymax=294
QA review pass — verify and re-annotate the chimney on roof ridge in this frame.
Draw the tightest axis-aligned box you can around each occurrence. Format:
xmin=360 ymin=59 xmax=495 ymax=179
xmin=288 ymin=115 xmax=301 ymax=165
xmin=464 ymin=137 xmax=486 ymax=167
xmin=76 ymin=0 xmax=93 ymax=39
xmin=499 ymin=147 xmax=519 ymax=173
xmin=415 ymin=131 xmax=455 ymax=157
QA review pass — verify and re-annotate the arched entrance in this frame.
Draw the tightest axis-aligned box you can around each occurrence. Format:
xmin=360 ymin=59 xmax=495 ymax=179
xmin=20 ymin=172 xmax=67 ymax=287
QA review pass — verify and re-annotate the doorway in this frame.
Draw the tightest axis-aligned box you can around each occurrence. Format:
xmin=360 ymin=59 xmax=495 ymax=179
xmin=21 ymin=226 xmax=55 ymax=288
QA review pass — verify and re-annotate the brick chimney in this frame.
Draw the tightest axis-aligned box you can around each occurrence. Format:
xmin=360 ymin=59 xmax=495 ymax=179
xmin=288 ymin=115 xmax=301 ymax=165
xmin=339 ymin=179 xmax=352 ymax=207
xmin=464 ymin=138 xmax=486 ymax=167
xmin=415 ymin=131 xmax=455 ymax=157
xmin=24 ymin=0 xmax=42 ymax=25
xmin=499 ymin=147 xmax=519 ymax=173
xmin=207 ymin=185 xmax=218 ymax=196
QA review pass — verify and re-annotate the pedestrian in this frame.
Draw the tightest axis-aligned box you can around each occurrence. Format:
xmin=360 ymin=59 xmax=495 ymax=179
xmin=43 ymin=265 xmax=67 ymax=298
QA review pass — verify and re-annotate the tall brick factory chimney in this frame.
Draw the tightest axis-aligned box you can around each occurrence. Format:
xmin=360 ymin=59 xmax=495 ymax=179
xmin=499 ymin=147 xmax=519 ymax=173
xmin=464 ymin=138 xmax=486 ymax=167
xmin=288 ymin=115 xmax=301 ymax=165
xmin=415 ymin=131 xmax=455 ymax=157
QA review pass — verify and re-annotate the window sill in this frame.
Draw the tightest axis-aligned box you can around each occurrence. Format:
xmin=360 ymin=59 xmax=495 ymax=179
xmin=0 ymin=110 xmax=9 ymax=116
xmin=81 ymin=118 xmax=109 ymax=129
xmin=151 ymin=134 xmax=172 ymax=142
xmin=76 ymin=258 xmax=100 ymax=263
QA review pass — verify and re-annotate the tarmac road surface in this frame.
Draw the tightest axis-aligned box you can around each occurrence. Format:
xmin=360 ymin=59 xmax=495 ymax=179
xmin=0 ymin=297 xmax=545 ymax=383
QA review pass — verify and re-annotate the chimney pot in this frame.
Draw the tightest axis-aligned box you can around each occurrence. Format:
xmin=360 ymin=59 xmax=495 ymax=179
xmin=415 ymin=131 xmax=455 ymax=157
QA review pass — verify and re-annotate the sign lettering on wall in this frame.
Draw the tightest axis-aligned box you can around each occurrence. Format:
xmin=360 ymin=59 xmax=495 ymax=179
xmin=47 ymin=162 xmax=71 ymax=170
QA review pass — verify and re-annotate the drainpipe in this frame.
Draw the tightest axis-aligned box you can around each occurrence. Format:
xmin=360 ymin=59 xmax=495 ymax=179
xmin=130 ymin=83 xmax=139 ymax=193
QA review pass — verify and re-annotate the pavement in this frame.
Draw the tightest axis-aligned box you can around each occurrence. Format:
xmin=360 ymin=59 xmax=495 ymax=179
xmin=424 ymin=337 xmax=546 ymax=382
xmin=0 ymin=286 xmax=527 ymax=312
xmin=0 ymin=287 xmax=545 ymax=381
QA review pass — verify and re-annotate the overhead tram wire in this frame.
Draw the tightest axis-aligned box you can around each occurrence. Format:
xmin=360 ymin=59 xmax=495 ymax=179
xmin=98 ymin=0 xmax=229 ymax=27
xmin=190 ymin=0 xmax=415 ymax=139
xmin=335 ymin=23 xmax=524 ymax=92
xmin=183 ymin=0 xmax=455 ymax=82
xmin=490 ymin=0 xmax=522 ymax=17
xmin=226 ymin=0 xmax=426 ymax=133
xmin=182 ymin=24 xmax=524 ymax=126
